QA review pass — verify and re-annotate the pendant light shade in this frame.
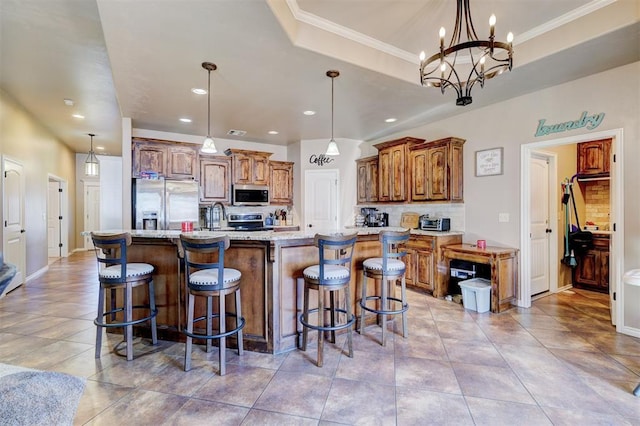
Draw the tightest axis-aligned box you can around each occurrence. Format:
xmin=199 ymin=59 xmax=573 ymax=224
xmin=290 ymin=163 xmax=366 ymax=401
xmin=201 ymin=62 xmax=218 ymax=154
xmin=325 ymin=70 xmax=340 ymax=156
xmin=84 ymin=133 xmax=99 ymax=176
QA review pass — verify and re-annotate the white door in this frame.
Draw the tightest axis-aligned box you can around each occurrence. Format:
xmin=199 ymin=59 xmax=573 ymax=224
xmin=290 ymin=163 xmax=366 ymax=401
xmin=530 ymin=155 xmax=551 ymax=296
xmin=2 ymin=158 xmax=26 ymax=295
xmin=48 ymin=180 xmax=61 ymax=258
xmin=304 ymin=169 xmax=339 ymax=232
xmin=84 ymin=183 xmax=101 ymax=249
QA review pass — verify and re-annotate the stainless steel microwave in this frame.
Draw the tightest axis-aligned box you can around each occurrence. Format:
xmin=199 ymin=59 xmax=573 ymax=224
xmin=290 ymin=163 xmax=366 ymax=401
xmin=232 ymin=184 xmax=270 ymax=206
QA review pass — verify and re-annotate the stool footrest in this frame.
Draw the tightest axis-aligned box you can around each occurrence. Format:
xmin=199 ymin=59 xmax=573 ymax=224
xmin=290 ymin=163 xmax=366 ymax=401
xmin=299 ymin=307 xmax=355 ymax=332
xmin=94 ymin=306 xmax=158 ymax=328
xmin=360 ymin=295 xmax=408 ymax=316
xmin=183 ymin=313 xmax=245 ymax=340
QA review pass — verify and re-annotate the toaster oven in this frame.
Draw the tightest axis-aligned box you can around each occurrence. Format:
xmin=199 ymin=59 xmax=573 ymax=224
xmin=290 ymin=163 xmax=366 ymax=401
xmin=419 ymin=216 xmax=451 ymax=231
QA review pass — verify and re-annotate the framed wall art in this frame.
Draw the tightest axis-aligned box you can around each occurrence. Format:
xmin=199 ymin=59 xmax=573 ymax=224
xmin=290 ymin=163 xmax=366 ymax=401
xmin=475 ymin=147 xmax=503 ymax=177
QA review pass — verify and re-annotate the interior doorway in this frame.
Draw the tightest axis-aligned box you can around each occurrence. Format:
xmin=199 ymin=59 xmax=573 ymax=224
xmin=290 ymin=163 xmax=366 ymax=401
xmin=84 ymin=181 xmax=101 ymax=249
xmin=304 ymin=169 xmax=340 ymax=231
xmin=47 ymin=175 xmax=69 ymax=261
xmin=2 ymin=157 xmax=26 ymax=296
xmin=520 ymin=129 xmax=623 ymax=329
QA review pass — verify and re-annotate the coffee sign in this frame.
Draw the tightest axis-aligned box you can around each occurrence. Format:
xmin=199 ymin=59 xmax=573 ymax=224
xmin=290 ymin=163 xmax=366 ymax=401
xmin=309 ymin=154 xmax=335 ymax=166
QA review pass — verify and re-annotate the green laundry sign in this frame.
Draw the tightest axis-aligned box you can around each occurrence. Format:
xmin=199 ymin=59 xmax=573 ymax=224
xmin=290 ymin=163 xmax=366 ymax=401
xmin=535 ymin=111 xmax=605 ymax=137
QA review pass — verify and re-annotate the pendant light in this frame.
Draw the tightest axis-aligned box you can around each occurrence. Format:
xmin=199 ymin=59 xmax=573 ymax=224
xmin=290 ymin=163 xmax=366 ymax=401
xmin=325 ymin=70 xmax=340 ymax=156
xmin=84 ymin=133 xmax=99 ymax=176
xmin=201 ymin=62 xmax=217 ymax=154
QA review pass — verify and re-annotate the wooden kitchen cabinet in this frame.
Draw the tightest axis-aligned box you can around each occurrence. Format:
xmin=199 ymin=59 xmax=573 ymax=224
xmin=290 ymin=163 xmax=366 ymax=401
xmin=409 ymin=137 xmax=464 ymax=202
xmin=224 ymin=148 xmax=272 ymax=185
xmin=405 ymin=233 xmax=462 ymax=295
xmin=375 ymin=137 xmax=424 ymax=202
xmin=199 ymin=155 xmax=231 ymax=203
xmin=133 ymin=139 xmax=168 ymax=178
xmin=573 ymin=234 xmax=610 ymax=293
xmin=166 ymin=145 xmax=198 ymax=179
xmin=132 ymin=138 xmax=198 ymax=180
xmin=442 ymin=244 xmax=518 ymax=313
xmin=269 ymin=161 xmax=294 ymax=205
xmin=577 ymin=138 xmax=611 ymax=178
xmin=356 ymin=155 xmax=378 ymax=203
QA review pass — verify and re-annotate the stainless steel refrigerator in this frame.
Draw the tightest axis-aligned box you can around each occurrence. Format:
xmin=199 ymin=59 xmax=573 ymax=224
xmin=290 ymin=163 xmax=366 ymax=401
xmin=133 ymin=178 xmax=199 ymax=230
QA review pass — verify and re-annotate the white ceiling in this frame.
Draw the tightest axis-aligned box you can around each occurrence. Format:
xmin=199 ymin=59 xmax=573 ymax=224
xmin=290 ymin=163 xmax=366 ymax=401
xmin=1 ymin=0 xmax=638 ymax=157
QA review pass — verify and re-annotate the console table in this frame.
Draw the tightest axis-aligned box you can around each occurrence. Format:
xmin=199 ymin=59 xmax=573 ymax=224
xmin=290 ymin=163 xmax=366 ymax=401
xmin=442 ymin=244 xmax=519 ymax=313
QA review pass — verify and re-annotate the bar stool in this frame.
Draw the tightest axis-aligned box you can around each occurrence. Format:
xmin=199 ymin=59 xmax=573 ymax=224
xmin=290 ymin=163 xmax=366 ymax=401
xmin=91 ymin=232 xmax=158 ymax=361
xmin=359 ymin=230 xmax=410 ymax=346
xmin=180 ymin=235 xmax=245 ymax=375
xmin=300 ymin=233 xmax=357 ymax=367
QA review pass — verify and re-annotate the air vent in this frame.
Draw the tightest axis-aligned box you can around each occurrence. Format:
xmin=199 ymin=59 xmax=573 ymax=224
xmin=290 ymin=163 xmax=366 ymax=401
xmin=227 ymin=129 xmax=246 ymax=137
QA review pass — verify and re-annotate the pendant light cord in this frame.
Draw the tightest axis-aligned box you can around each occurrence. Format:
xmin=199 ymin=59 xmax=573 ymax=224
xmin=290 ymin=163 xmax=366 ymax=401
xmin=331 ymin=75 xmax=334 ymax=141
xmin=207 ymin=68 xmax=211 ymax=137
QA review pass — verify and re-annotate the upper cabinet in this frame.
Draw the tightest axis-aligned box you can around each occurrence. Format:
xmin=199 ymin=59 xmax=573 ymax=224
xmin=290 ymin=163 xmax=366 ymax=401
xmin=224 ymin=149 xmax=272 ymax=185
xmin=356 ymin=156 xmax=378 ymax=203
xmin=269 ymin=161 xmax=294 ymax=205
xmin=409 ymin=137 xmax=464 ymax=202
xmin=199 ymin=155 xmax=232 ymax=203
xmin=577 ymin=138 xmax=611 ymax=178
xmin=132 ymin=138 xmax=198 ymax=180
xmin=133 ymin=140 xmax=167 ymax=178
xmin=167 ymin=145 xmax=198 ymax=180
xmin=375 ymin=137 xmax=424 ymax=202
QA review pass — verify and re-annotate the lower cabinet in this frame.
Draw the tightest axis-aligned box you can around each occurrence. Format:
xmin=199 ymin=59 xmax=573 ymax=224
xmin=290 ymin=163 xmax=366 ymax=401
xmin=573 ymin=234 xmax=610 ymax=293
xmin=405 ymin=233 xmax=462 ymax=295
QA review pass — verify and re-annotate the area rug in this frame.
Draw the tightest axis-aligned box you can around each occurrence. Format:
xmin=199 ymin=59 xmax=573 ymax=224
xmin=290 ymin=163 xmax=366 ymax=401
xmin=0 ymin=363 xmax=85 ymax=426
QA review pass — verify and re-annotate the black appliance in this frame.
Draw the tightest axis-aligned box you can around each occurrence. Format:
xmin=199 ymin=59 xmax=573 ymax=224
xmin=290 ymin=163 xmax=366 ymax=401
xmin=360 ymin=207 xmax=378 ymax=227
xmin=448 ymin=259 xmax=491 ymax=295
xmin=420 ymin=216 xmax=451 ymax=231
xmin=232 ymin=184 xmax=270 ymax=206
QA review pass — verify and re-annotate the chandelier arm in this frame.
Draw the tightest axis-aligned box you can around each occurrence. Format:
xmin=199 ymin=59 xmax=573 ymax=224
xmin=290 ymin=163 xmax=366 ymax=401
xmin=463 ymin=0 xmax=479 ymax=42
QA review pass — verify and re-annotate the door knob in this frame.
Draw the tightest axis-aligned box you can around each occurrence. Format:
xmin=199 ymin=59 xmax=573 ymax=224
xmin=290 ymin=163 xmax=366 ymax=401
xmin=20 ymin=229 xmax=26 ymax=233
xmin=308 ymin=224 xmax=313 ymax=228
xmin=545 ymin=228 xmax=552 ymax=233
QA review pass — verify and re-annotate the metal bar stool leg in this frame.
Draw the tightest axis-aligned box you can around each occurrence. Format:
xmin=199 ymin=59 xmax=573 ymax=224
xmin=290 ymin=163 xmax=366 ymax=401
xmin=401 ymin=275 xmax=408 ymax=338
xmin=345 ymin=285 xmax=353 ymax=358
xmin=317 ymin=286 xmax=324 ymax=367
xmin=95 ymin=286 xmax=105 ymax=358
xmin=301 ymin=283 xmax=310 ymax=351
xmin=219 ymin=293 xmax=227 ymax=376
xmin=149 ymin=279 xmax=158 ymax=345
xmin=235 ymin=289 xmax=244 ymax=355
xmin=381 ymin=275 xmax=388 ymax=347
xmin=329 ymin=291 xmax=336 ymax=343
xmin=360 ymin=270 xmax=367 ymax=334
xmin=184 ymin=292 xmax=195 ymax=371
xmin=125 ymin=284 xmax=134 ymax=361
xmin=206 ymin=296 xmax=213 ymax=353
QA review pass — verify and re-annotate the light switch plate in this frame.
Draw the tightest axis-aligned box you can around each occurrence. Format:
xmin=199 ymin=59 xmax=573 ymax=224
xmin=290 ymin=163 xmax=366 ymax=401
xmin=499 ymin=213 xmax=510 ymax=223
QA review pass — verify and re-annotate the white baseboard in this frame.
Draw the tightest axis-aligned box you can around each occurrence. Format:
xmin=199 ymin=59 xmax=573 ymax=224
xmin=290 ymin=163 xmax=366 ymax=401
xmin=26 ymin=265 xmax=49 ymax=283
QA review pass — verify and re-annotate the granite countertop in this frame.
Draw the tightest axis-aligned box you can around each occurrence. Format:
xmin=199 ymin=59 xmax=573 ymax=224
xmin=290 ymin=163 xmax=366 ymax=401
xmin=92 ymin=226 xmax=464 ymax=242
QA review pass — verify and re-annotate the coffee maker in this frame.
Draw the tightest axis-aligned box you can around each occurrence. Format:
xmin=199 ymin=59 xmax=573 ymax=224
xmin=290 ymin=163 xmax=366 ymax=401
xmin=375 ymin=212 xmax=389 ymax=227
xmin=360 ymin=207 xmax=378 ymax=227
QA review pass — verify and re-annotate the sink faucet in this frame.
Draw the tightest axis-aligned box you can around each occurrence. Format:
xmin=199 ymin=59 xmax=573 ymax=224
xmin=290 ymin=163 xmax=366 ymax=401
xmin=211 ymin=202 xmax=226 ymax=228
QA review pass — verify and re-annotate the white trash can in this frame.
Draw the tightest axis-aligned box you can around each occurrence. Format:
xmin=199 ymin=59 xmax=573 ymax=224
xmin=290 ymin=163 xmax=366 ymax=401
xmin=459 ymin=278 xmax=491 ymax=313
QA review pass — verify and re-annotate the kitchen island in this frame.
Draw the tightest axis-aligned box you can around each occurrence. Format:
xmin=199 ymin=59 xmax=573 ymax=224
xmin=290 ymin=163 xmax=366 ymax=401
xmin=101 ymin=227 xmax=462 ymax=354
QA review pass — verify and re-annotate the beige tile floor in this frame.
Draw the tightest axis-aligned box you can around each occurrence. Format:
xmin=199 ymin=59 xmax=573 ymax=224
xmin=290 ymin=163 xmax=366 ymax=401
xmin=1 ymin=251 xmax=640 ymax=425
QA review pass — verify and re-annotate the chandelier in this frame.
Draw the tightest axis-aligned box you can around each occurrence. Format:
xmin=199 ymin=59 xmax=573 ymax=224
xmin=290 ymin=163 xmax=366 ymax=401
xmin=84 ymin=133 xmax=99 ymax=176
xmin=419 ymin=0 xmax=513 ymax=106
xmin=325 ymin=70 xmax=340 ymax=156
xmin=201 ymin=62 xmax=217 ymax=153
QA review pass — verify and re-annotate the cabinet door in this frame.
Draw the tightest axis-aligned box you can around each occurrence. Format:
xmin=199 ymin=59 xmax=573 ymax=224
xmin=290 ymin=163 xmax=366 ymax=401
xmin=427 ymin=146 xmax=448 ymax=200
xmin=232 ymin=154 xmax=253 ymax=184
xmin=378 ymin=149 xmax=391 ymax=201
xmin=404 ymin=248 xmax=416 ymax=285
xmin=416 ymin=250 xmax=435 ymax=291
xmin=253 ymin=155 xmax=270 ymax=185
xmin=577 ymin=139 xmax=611 ymax=177
xmin=449 ymin=140 xmax=464 ymax=201
xmin=410 ymin=149 xmax=428 ymax=201
xmin=270 ymin=161 xmax=293 ymax=205
xmin=357 ymin=162 xmax=367 ymax=203
xmin=167 ymin=146 xmax=197 ymax=179
xmin=200 ymin=156 xmax=231 ymax=203
xmin=366 ymin=158 xmax=378 ymax=202
xmin=133 ymin=143 xmax=167 ymax=178
xmin=390 ymin=145 xmax=406 ymax=201
xmin=600 ymin=249 xmax=609 ymax=290
xmin=574 ymin=250 xmax=600 ymax=286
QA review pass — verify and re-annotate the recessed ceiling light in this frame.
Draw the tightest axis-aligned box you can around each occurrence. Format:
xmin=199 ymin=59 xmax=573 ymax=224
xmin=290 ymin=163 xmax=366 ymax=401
xmin=72 ymin=114 xmax=84 ymax=119
xmin=303 ymin=110 xmax=316 ymax=116
xmin=268 ymin=130 xmax=279 ymax=135
xmin=191 ymin=88 xmax=207 ymax=95
xmin=385 ymin=118 xmax=397 ymax=123
xmin=96 ymin=146 xmax=105 ymax=151
xmin=63 ymin=98 xmax=74 ymax=106
xmin=179 ymin=118 xmax=192 ymax=123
